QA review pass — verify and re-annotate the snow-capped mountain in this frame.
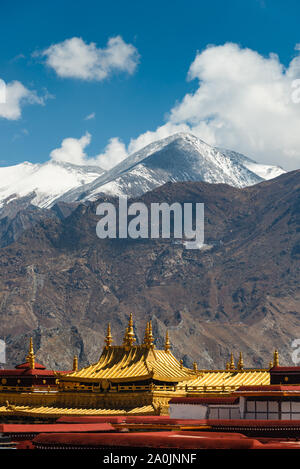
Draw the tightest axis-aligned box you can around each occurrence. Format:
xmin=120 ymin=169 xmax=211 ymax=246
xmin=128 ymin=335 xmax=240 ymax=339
xmin=0 ymin=160 xmax=105 ymax=211
xmin=219 ymin=148 xmax=286 ymax=181
xmin=60 ymin=133 xmax=286 ymax=202
xmin=0 ymin=133 xmax=286 ymax=215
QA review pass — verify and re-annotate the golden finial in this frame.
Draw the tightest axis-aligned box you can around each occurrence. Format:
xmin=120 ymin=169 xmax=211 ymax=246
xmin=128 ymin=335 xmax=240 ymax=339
xmin=193 ymin=362 xmax=198 ymax=372
xmin=273 ymin=349 xmax=279 ymax=367
xmin=226 ymin=361 xmax=230 ymax=370
xmin=143 ymin=322 xmax=150 ymax=345
xmin=148 ymin=321 xmax=154 ymax=347
xmin=105 ymin=323 xmax=113 ymax=348
xmin=229 ymin=352 xmax=235 ymax=371
xmin=144 ymin=320 xmax=154 ymax=348
xmin=123 ymin=314 xmax=136 ymax=347
xmin=237 ymin=352 xmax=244 ymax=370
xmin=73 ymin=355 xmax=78 ymax=372
xmin=179 ymin=359 xmax=183 ymax=369
xmin=26 ymin=337 xmax=35 ymax=369
xmin=165 ymin=330 xmax=171 ymax=352
xmin=143 ymin=320 xmax=154 ymax=348
xmin=269 ymin=361 xmax=273 ymax=369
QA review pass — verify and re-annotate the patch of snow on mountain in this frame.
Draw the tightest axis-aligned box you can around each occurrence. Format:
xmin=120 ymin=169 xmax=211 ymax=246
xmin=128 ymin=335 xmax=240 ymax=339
xmin=0 ymin=160 xmax=105 ymax=209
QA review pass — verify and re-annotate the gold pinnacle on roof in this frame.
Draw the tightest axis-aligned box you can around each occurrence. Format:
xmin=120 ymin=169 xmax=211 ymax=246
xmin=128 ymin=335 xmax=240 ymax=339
xmin=143 ymin=322 xmax=149 ymax=345
xmin=105 ymin=323 xmax=113 ymax=348
xmin=229 ymin=352 xmax=235 ymax=371
xmin=26 ymin=337 xmax=35 ymax=370
xmin=123 ymin=314 xmax=136 ymax=347
xmin=237 ymin=352 xmax=244 ymax=370
xmin=73 ymin=355 xmax=78 ymax=372
xmin=269 ymin=361 xmax=273 ymax=369
xmin=148 ymin=321 xmax=154 ymax=347
xmin=274 ymin=349 xmax=279 ymax=367
xmin=193 ymin=362 xmax=198 ymax=372
xmin=144 ymin=321 xmax=154 ymax=348
xmin=165 ymin=330 xmax=171 ymax=352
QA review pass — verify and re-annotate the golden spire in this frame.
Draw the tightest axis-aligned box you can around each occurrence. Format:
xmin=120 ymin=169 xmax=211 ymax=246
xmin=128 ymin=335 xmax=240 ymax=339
xmin=143 ymin=322 xmax=150 ymax=345
xmin=193 ymin=362 xmax=198 ymax=372
xmin=123 ymin=314 xmax=136 ymax=347
xmin=273 ymin=349 xmax=279 ymax=367
xmin=229 ymin=352 xmax=235 ymax=371
xmin=143 ymin=321 xmax=154 ymax=348
xmin=26 ymin=337 xmax=35 ymax=369
xmin=105 ymin=323 xmax=113 ymax=348
xmin=226 ymin=361 xmax=230 ymax=370
xmin=269 ymin=361 xmax=273 ymax=369
xmin=164 ymin=330 xmax=171 ymax=352
xmin=73 ymin=355 xmax=78 ymax=371
xmin=148 ymin=320 xmax=154 ymax=347
xmin=237 ymin=352 xmax=244 ymax=370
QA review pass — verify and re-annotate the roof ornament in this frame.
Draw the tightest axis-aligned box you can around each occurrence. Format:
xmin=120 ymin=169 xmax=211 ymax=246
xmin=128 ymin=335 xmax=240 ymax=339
xmin=164 ymin=330 xmax=171 ymax=352
xmin=229 ymin=352 xmax=235 ymax=371
xmin=73 ymin=355 xmax=78 ymax=372
xmin=193 ymin=362 xmax=198 ymax=372
xmin=123 ymin=314 xmax=136 ymax=348
xmin=143 ymin=322 xmax=149 ymax=345
xmin=26 ymin=337 xmax=35 ymax=370
xmin=143 ymin=321 xmax=154 ymax=348
xmin=105 ymin=323 xmax=113 ymax=348
xmin=237 ymin=352 xmax=244 ymax=370
xmin=273 ymin=349 xmax=279 ymax=367
xmin=148 ymin=321 xmax=154 ymax=348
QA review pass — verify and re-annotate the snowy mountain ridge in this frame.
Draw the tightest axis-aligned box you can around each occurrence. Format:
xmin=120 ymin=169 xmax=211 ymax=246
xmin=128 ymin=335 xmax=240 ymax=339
xmin=60 ymin=133 xmax=286 ymax=202
xmin=0 ymin=133 xmax=286 ymax=213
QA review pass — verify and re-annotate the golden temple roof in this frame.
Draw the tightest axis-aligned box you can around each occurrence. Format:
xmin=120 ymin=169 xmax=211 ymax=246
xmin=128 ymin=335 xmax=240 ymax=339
xmin=62 ymin=345 xmax=196 ymax=383
xmin=60 ymin=318 xmax=272 ymax=388
xmin=61 ymin=317 xmax=196 ymax=384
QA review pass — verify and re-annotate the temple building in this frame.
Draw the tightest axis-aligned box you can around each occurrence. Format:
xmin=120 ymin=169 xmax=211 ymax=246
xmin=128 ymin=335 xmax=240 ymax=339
xmin=0 ymin=315 xmax=275 ymax=421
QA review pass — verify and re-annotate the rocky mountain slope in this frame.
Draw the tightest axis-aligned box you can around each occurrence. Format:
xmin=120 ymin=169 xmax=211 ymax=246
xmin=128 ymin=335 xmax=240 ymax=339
xmin=0 ymin=170 xmax=298 ymax=370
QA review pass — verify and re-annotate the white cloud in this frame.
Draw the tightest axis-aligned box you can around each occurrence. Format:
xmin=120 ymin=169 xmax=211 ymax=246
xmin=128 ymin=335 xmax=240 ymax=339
xmin=128 ymin=43 xmax=300 ymax=169
xmin=50 ymin=133 xmax=127 ymax=169
xmin=95 ymin=137 xmax=128 ymax=169
xmin=84 ymin=112 xmax=96 ymax=120
xmin=0 ymin=80 xmax=44 ymax=120
xmin=41 ymin=36 xmax=139 ymax=81
xmin=50 ymin=132 xmax=92 ymax=165
xmin=50 ymin=43 xmax=300 ymax=170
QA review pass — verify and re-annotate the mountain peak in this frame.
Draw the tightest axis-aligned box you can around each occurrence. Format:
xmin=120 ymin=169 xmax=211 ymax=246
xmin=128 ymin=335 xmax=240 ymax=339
xmin=0 ymin=133 xmax=287 ymax=212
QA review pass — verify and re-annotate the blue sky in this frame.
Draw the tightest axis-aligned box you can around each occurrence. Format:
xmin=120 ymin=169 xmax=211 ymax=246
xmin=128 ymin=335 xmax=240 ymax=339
xmin=1 ymin=0 xmax=300 ymax=170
